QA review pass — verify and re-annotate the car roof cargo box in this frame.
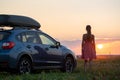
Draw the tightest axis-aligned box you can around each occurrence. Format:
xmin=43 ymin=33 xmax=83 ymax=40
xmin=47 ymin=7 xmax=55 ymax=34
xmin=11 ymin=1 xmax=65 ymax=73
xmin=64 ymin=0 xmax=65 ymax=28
xmin=0 ymin=14 xmax=41 ymax=29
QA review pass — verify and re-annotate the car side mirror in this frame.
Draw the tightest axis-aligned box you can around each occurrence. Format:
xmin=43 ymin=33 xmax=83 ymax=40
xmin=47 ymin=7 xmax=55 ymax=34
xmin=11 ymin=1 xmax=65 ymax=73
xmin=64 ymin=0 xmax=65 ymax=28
xmin=50 ymin=42 xmax=60 ymax=48
xmin=56 ymin=42 xmax=60 ymax=47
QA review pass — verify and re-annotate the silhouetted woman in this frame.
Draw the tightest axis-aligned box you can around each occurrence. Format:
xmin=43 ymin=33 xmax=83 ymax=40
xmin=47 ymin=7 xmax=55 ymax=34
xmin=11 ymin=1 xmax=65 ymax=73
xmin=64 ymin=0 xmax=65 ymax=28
xmin=81 ymin=25 xmax=96 ymax=72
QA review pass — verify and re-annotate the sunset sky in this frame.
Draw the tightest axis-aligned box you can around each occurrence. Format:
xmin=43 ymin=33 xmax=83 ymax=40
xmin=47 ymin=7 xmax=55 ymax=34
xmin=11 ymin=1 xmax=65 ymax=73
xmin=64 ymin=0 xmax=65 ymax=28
xmin=0 ymin=0 xmax=120 ymax=55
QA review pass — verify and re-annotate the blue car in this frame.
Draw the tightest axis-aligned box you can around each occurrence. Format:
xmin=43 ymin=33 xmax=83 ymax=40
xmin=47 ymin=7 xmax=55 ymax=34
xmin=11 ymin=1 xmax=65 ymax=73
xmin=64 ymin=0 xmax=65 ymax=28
xmin=0 ymin=14 xmax=77 ymax=74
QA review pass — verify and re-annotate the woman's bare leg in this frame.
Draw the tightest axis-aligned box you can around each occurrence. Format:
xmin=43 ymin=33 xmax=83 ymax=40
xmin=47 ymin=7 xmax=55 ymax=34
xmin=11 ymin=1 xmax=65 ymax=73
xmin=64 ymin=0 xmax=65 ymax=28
xmin=89 ymin=59 xmax=92 ymax=70
xmin=84 ymin=60 xmax=88 ymax=72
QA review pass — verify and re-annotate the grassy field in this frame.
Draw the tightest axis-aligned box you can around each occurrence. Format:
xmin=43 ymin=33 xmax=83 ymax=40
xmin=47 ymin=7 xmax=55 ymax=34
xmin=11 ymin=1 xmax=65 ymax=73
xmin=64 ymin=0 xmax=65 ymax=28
xmin=0 ymin=55 xmax=120 ymax=80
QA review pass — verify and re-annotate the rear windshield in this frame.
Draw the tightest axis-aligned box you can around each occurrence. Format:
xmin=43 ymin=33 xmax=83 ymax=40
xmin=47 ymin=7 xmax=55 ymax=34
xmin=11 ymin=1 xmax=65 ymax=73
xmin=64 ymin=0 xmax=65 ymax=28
xmin=0 ymin=32 xmax=10 ymax=41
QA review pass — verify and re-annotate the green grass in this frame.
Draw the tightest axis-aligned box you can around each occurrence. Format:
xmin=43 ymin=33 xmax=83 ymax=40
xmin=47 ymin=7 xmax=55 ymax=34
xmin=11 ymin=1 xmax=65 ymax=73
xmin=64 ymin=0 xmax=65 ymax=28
xmin=0 ymin=55 xmax=120 ymax=80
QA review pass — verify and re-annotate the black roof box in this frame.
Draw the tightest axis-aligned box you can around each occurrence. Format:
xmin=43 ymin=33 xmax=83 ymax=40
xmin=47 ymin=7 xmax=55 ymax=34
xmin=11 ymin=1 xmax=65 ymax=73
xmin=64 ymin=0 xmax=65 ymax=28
xmin=0 ymin=14 xmax=41 ymax=29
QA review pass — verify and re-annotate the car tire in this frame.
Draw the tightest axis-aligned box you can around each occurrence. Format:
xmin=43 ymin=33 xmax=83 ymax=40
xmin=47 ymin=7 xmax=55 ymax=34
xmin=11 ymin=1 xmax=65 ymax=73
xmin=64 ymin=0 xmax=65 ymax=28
xmin=18 ymin=57 xmax=32 ymax=74
xmin=62 ymin=57 xmax=74 ymax=73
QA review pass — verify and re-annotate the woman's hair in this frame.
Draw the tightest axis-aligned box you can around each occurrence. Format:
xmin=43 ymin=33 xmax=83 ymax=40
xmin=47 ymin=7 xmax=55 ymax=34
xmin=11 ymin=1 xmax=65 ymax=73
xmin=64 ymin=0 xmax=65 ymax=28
xmin=86 ymin=25 xmax=92 ymax=41
xmin=86 ymin=25 xmax=91 ymax=30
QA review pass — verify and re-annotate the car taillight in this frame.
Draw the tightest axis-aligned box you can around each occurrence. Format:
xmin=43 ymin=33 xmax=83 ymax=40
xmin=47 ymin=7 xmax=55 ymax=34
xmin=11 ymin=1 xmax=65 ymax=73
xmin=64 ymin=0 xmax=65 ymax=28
xmin=2 ymin=42 xmax=15 ymax=49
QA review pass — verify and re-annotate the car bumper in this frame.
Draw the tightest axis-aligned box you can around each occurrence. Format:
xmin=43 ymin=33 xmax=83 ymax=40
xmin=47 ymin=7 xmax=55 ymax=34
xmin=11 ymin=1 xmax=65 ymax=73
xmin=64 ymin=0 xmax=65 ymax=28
xmin=0 ymin=54 xmax=17 ymax=69
xmin=0 ymin=55 xmax=9 ymax=68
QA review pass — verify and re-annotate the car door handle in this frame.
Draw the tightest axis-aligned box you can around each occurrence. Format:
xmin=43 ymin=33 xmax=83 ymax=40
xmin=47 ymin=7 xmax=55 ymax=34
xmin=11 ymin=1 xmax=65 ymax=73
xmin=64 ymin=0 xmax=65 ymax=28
xmin=45 ymin=47 xmax=49 ymax=51
xmin=26 ymin=45 xmax=31 ymax=49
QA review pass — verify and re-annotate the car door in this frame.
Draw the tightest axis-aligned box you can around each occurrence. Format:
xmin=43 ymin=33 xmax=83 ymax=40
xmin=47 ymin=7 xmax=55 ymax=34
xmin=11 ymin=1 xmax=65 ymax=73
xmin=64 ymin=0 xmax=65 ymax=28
xmin=18 ymin=31 xmax=63 ymax=67
xmin=38 ymin=32 xmax=64 ymax=66
xmin=18 ymin=31 xmax=45 ymax=67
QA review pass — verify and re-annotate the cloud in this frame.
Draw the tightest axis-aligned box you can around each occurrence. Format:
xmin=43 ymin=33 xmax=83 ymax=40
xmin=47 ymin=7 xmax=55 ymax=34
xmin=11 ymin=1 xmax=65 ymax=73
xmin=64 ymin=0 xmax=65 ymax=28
xmin=95 ymin=38 xmax=120 ymax=44
xmin=61 ymin=40 xmax=81 ymax=48
xmin=60 ymin=38 xmax=120 ymax=47
xmin=60 ymin=38 xmax=120 ymax=55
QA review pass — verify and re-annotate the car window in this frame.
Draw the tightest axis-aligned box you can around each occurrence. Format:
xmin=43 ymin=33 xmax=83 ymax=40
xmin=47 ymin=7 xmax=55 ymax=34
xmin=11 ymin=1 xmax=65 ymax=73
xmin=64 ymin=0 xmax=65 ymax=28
xmin=26 ymin=32 xmax=40 ymax=44
xmin=17 ymin=32 xmax=27 ymax=42
xmin=39 ymin=33 xmax=55 ymax=45
xmin=0 ymin=32 xmax=10 ymax=41
xmin=17 ymin=31 xmax=40 ymax=44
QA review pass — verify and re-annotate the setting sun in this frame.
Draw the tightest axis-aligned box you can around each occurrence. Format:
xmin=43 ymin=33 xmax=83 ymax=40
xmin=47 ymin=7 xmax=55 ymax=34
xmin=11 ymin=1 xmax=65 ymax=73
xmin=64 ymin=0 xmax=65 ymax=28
xmin=97 ymin=44 xmax=103 ymax=49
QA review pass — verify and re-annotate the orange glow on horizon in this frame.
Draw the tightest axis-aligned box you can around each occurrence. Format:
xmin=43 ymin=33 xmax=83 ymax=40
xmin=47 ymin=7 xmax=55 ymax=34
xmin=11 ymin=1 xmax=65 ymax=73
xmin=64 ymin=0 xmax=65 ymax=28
xmin=67 ymin=41 xmax=120 ymax=55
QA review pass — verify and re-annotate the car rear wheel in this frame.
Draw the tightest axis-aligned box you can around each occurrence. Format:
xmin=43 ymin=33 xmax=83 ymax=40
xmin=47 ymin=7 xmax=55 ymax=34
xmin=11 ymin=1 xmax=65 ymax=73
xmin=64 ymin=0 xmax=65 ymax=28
xmin=18 ymin=57 xmax=32 ymax=74
xmin=62 ymin=57 xmax=74 ymax=73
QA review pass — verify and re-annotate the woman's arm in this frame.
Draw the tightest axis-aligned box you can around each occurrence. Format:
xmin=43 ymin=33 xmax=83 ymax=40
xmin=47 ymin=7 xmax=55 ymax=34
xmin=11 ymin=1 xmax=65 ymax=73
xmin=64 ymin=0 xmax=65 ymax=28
xmin=81 ymin=34 xmax=85 ymax=55
xmin=82 ymin=34 xmax=85 ymax=48
xmin=92 ymin=35 xmax=96 ymax=51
